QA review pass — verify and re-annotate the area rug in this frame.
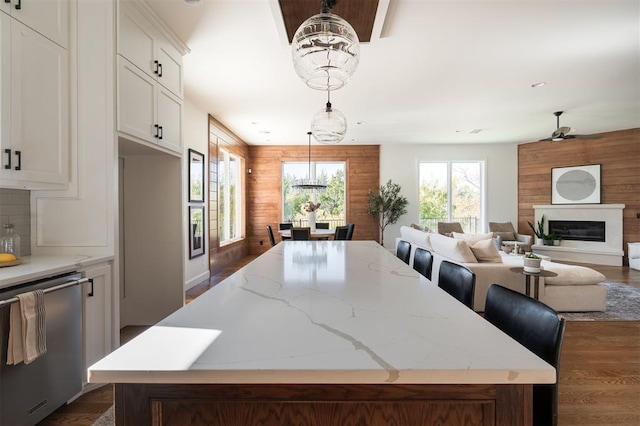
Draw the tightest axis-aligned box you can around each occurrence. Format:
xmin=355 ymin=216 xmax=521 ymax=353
xmin=560 ymin=281 xmax=640 ymax=321
xmin=91 ymin=406 xmax=113 ymax=426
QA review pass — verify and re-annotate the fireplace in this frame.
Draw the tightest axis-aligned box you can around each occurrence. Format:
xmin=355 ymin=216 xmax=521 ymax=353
xmin=548 ymin=220 xmax=605 ymax=242
xmin=533 ymin=204 xmax=625 ymax=266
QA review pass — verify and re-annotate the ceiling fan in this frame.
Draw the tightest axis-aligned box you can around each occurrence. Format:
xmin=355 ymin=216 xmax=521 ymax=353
xmin=539 ymin=111 xmax=602 ymax=141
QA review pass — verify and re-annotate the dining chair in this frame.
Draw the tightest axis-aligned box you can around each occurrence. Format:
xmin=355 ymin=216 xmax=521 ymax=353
xmin=346 ymin=223 xmax=355 ymax=240
xmin=396 ymin=240 xmax=411 ymax=265
xmin=316 ymin=222 xmax=330 ymax=229
xmin=412 ymin=247 xmax=433 ymax=280
xmin=266 ymin=225 xmax=276 ymax=247
xmin=437 ymin=260 xmax=476 ymax=309
xmin=291 ymin=227 xmax=311 ymax=241
xmin=334 ymin=226 xmax=349 ymax=240
xmin=484 ymin=284 xmax=566 ymax=426
xmin=279 ymin=222 xmax=292 ymax=240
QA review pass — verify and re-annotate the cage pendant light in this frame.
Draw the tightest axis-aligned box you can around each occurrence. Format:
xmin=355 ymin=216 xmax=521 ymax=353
xmin=311 ymin=90 xmax=347 ymax=144
xmin=292 ymin=132 xmax=327 ymax=193
xmin=291 ymin=0 xmax=360 ymax=91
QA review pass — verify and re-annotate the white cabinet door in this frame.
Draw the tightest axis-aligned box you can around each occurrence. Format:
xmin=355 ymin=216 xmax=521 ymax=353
xmin=80 ymin=263 xmax=114 ymax=387
xmin=117 ymin=3 xmax=155 ymax=78
xmin=1 ymin=12 xmax=69 ymax=188
xmin=156 ymin=38 xmax=183 ymax=97
xmin=157 ymin=86 xmax=182 ymax=153
xmin=117 ymin=56 xmax=156 ymax=144
xmin=3 ymin=0 xmax=68 ymax=48
xmin=5 ymin=18 xmax=68 ymax=186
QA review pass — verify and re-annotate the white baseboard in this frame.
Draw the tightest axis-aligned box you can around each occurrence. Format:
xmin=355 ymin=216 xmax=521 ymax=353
xmin=185 ymin=270 xmax=210 ymax=290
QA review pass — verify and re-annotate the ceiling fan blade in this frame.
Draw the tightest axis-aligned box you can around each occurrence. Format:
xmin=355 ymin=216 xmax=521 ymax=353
xmin=573 ymin=134 xmax=602 ymax=139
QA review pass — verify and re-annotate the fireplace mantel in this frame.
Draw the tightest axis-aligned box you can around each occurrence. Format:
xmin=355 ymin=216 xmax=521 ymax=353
xmin=532 ymin=204 xmax=625 ymax=266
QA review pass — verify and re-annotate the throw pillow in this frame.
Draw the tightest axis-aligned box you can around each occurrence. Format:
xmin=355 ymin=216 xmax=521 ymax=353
xmin=410 ymin=223 xmax=424 ymax=231
xmin=452 ymin=231 xmax=494 ymax=245
xmin=470 ymin=239 xmax=503 ymax=263
xmin=493 ymin=231 xmax=515 ymax=241
xmin=430 ymin=233 xmax=477 ymax=263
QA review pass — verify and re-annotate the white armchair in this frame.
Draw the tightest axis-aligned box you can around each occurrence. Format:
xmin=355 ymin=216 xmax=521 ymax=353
xmin=489 ymin=222 xmax=533 ymax=253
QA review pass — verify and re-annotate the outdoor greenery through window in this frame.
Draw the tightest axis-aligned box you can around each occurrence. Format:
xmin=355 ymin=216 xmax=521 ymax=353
xmin=219 ymin=149 xmax=243 ymax=244
xmin=282 ymin=162 xmax=346 ymax=228
xmin=419 ymin=161 xmax=484 ymax=233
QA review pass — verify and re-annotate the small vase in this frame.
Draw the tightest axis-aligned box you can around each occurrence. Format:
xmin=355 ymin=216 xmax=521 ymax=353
xmin=307 ymin=211 xmax=316 ymax=232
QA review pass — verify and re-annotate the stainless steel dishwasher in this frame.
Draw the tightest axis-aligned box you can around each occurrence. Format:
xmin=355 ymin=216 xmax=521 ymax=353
xmin=0 ymin=272 xmax=85 ymax=426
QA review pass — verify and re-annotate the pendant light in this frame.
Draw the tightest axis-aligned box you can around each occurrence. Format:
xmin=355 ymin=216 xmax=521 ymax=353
xmin=311 ymin=90 xmax=347 ymax=144
xmin=292 ymin=132 xmax=327 ymax=193
xmin=291 ymin=0 xmax=360 ymax=91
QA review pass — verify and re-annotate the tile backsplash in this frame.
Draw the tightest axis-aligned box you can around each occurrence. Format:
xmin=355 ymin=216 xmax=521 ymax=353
xmin=0 ymin=189 xmax=31 ymax=256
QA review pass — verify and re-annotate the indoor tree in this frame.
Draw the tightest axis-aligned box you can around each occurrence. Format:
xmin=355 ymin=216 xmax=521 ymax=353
xmin=367 ymin=179 xmax=408 ymax=246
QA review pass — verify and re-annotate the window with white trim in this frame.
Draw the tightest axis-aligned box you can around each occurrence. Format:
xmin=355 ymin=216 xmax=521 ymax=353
xmin=418 ymin=161 xmax=485 ymax=233
xmin=219 ymin=149 xmax=243 ymax=244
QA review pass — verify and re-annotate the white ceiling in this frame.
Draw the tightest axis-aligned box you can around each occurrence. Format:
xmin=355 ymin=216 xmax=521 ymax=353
xmin=144 ymin=0 xmax=640 ymax=146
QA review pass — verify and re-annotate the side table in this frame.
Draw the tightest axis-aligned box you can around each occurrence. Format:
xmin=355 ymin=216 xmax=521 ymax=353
xmin=509 ymin=267 xmax=558 ymax=300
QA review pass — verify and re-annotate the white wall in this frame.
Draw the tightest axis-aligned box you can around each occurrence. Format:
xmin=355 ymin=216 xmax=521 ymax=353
xmin=380 ymin=143 xmax=519 ymax=250
xmin=183 ymin=99 xmax=210 ymax=290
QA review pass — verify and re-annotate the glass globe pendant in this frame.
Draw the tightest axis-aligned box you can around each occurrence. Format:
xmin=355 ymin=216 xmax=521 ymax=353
xmin=291 ymin=0 xmax=360 ymax=91
xmin=311 ymin=92 xmax=347 ymax=144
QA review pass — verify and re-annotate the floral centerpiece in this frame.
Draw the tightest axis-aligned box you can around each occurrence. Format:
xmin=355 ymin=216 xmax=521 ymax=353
xmin=302 ymin=201 xmax=321 ymax=213
xmin=302 ymin=201 xmax=320 ymax=231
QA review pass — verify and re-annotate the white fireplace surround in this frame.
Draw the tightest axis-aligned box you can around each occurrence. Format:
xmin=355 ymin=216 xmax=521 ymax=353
xmin=532 ymin=204 xmax=625 ymax=266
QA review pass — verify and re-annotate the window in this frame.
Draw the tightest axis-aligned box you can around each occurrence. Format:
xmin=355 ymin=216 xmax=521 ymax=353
xmin=219 ymin=149 xmax=243 ymax=244
xmin=282 ymin=162 xmax=346 ymax=228
xmin=418 ymin=161 xmax=484 ymax=233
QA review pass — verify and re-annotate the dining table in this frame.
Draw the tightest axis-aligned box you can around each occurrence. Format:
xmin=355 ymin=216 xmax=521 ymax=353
xmin=89 ymin=240 xmax=554 ymax=425
xmin=278 ymin=228 xmax=335 ymax=240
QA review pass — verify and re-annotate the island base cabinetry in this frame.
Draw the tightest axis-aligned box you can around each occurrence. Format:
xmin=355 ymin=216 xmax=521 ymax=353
xmin=115 ymin=383 xmax=532 ymax=426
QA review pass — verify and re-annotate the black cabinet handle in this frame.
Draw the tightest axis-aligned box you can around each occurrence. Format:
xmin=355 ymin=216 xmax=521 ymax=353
xmin=158 ymin=63 xmax=163 ymax=77
xmin=154 ymin=124 xmax=159 ymax=138
xmin=4 ymin=149 xmax=11 ymax=170
xmin=15 ymin=0 xmax=21 ymax=10
xmin=158 ymin=126 xmax=163 ymax=140
xmin=14 ymin=151 xmax=21 ymax=170
xmin=4 ymin=0 xmax=11 ymax=4
xmin=154 ymin=60 xmax=159 ymax=75
xmin=88 ymin=278 xmax=94 ymax=297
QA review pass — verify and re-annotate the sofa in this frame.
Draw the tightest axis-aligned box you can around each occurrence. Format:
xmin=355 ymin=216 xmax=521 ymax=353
xmin=396 ymin=226 xmax=607 ymax=312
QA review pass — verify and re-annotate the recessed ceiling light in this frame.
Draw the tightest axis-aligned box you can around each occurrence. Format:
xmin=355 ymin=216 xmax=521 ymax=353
xmin=531 ymin=81 xmax=546 ymax=88
xmin=356 ymin=121 xmax=365 ymax=125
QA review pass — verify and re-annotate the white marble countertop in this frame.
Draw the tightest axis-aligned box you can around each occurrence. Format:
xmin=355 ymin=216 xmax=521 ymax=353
xmin=89 ymin=241 xmax=555 ymax=385
xmin=0 ymin=254 xmax=113 ymax=289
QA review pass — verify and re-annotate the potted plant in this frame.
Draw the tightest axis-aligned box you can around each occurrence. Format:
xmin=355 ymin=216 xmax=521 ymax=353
xmin=367 ymin=179 xmax=408 ymax=246
xmin=527 ymin=215 xmax=545 ymax=246
xmin=543 ymin=232 xmax=556 ymax=246
xmin=523 ymin=252 xmax=542 ymax=273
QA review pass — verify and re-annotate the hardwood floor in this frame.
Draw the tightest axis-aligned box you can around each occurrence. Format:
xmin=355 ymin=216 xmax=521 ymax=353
xmin=39 ymin=258 xmax=639 ymax=425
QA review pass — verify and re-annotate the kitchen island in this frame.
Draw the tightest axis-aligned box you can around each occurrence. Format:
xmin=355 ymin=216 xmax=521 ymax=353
xmin=89 ymin=241 xmax=554 ymax=425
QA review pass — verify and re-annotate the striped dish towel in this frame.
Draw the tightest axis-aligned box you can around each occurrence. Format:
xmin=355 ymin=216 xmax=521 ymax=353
xmin=6 ymin=290 xmax=47 ymax=365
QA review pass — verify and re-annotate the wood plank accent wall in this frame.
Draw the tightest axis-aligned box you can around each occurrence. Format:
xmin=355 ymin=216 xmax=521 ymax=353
xmin=518 ymin=128 xmax=640 ymax=264
xmin=247 ymin=145 xmax=380 ymax=255
xmin=208 ymin=116 xmax=250 ymax=275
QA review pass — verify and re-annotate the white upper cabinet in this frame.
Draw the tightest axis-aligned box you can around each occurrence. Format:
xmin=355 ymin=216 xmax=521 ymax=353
xmin=1 ymin=0 xmax=68 ymax=48
xmin=116 ymin=1 xmax=185 ymax=154
xmin=1 ymin=12 xmax=68 ymax=188
xmin=118 ymin=2 xmax=183 ymax=98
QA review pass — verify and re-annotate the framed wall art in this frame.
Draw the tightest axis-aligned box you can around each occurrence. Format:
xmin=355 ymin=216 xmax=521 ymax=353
xmin=188 ymin=149 xmax=205 ymax=202
xmin=189 ymin=205 xmax=205 ymax=259
xmin=551 ymin=164 xmax=601 ymax=205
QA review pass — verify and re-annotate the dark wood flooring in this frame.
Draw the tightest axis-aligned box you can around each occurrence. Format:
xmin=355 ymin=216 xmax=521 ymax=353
xmin=38 ymin=258 xmax=640 ymax=425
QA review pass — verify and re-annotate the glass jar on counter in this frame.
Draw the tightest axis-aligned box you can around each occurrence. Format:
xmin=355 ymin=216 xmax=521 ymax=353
xmin=0 ymin=223 xmax=21 ymax=257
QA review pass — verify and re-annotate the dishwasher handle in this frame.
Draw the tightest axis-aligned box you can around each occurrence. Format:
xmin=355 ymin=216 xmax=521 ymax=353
xmin=0 ymin=278 xmax=89 ymax=307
